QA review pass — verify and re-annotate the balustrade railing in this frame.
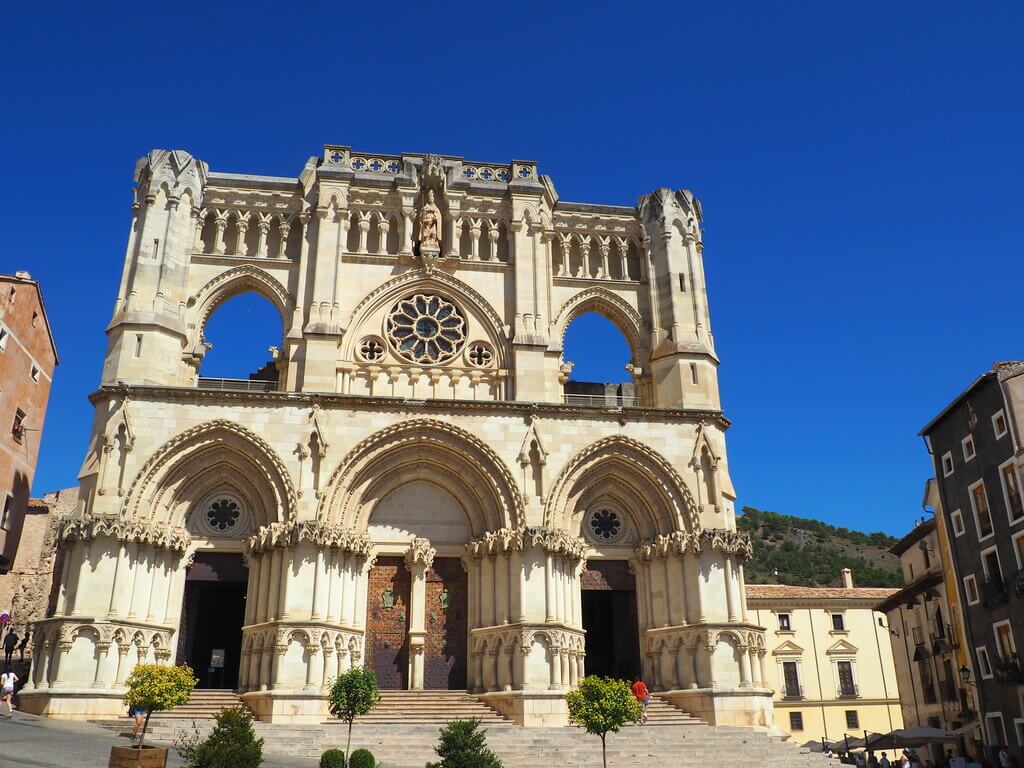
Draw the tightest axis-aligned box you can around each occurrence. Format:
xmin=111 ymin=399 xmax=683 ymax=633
xmin=197 ymin=377 xmax=278 ymax=392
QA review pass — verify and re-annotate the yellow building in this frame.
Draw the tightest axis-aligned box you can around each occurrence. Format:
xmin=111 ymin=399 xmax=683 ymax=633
xmin=747 ymin=569 xmax=904 ymax=745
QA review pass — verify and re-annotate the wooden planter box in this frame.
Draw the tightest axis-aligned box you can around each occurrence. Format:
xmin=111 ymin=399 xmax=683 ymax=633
xmin=108 ymin=745 xmax=168 ymax=768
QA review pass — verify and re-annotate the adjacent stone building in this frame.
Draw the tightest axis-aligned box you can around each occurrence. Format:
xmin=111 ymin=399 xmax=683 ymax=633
xmin=920 ymin=364 xmax=1024 ymax=760
xmin=746 ymin=571 xmax=903 ymax=745
xmin=21 ymin=147 xmax=769 ymax=728
xmin=0 ymin=272 xmax=59 ymax=585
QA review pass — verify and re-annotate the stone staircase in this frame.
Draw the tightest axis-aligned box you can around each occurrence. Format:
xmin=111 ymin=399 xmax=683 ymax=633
xmin=92 ymin=690 xmax=836 ymax=767
xmin=357 ymin=690 xmax=509 ymax=724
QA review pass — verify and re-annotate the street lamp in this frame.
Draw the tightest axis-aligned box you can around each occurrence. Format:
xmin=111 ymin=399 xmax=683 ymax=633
xmin=959 ymin=666 xmax=977 ymax=688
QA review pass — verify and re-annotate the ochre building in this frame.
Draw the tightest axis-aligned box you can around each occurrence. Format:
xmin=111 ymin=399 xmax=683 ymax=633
xmin=22 ymin=147 xmax=769 ymax=727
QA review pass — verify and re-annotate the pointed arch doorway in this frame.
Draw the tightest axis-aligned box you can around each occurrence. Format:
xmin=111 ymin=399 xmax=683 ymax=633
xmin=176 ymin=552 xmax=248 ymax=689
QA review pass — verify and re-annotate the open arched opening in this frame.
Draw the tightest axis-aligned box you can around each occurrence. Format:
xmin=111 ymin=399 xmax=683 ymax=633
xmin=562 ymin=311 xmax=634 ymax=407
xmin=199 ymin=292 xmax=284 ymax=389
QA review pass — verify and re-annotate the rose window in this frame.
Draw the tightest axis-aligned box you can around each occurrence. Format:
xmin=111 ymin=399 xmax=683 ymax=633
xmin=359 ymin=337 xmax=385 ymax=362
xmin=386 ymin=294 xmax=466 ymax=364
xmin=206 ymin=497 xmax=241 ymax=532
xmin=585 ymin=508 xmax=626 ymax=544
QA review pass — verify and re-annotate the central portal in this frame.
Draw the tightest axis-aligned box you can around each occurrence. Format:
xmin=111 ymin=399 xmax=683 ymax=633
xmin=365 ymin=557 xmax=412 ymax=689
xmin=177 ymin=552 xmax=247 ymax=689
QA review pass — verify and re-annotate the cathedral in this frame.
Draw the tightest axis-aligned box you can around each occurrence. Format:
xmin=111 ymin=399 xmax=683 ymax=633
xmin=20 ymin=146 xmax=770 ymax=728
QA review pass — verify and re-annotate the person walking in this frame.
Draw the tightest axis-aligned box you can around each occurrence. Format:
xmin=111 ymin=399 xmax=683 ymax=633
xmin=16 ymin=632 xmax=28 ymax=662
xmin=0 ymin=668 xmax=18 ymax=717
xmin=128 ymin=705 xmax=146 ymax=741
xmin=3 ymin=630 xmax=18 ymax=666
xmin=631 ymin=675 xmax=651 ymax=725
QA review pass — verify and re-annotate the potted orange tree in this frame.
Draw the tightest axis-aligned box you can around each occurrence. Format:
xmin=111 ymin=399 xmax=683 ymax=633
xmin=109 ymin=663 xmax=196 ymax=768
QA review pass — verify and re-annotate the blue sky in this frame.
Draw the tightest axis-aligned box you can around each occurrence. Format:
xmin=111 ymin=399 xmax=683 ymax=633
xmin=3 ymin=2 xmax=1022 ymax=536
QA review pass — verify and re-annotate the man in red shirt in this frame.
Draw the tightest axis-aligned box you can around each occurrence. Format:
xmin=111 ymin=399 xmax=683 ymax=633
xmin=631 ymin=676 xmax=651 ymax=724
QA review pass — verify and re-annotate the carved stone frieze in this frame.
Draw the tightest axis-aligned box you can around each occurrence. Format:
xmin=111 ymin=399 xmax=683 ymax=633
xmin=244 ymin=519 xmax=372 ymax=557
xmin=54 ymin=512 xmax=191 ymax=552
xmin=633 ymin=528 xmax=753 ymax=561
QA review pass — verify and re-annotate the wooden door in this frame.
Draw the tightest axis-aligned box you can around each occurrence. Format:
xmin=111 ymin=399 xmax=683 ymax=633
xmin=423 ymin=557 xmax=468 ymax=690
xmin=365 ymin=557 xmax=411 ymax=689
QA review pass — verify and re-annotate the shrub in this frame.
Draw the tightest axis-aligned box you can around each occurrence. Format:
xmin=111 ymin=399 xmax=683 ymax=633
xmin=349 ymin=748 xmax=376 ymax=768
xmin=320 ymin=748 xmax=346 ymax=768
xmin=123 ymin=663 xmax=197 ymax=750
xmin=327 ymin=666 xmax=380 ymax=760
xmin=426 ymin=718 xmax=502 ymax=768
xmin=180 ymin=707 xmax=264 ymax=768
xmin=566 ymin=676 xmax=641 ymax=768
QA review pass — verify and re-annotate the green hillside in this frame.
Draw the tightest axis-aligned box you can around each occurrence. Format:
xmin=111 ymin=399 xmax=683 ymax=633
xmin=737 ymin=506 xmax=903 ymax=588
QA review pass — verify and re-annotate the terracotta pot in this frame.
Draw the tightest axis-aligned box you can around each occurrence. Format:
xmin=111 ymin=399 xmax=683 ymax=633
xmin=108 ymin=744 xmax=168 ymax=768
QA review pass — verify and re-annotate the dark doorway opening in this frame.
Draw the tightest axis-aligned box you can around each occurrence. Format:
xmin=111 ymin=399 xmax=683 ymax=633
xmin=581 ymin=560 xmax=641 ymax=680
xmin=177 ymin=552 xmax=247 ymax=690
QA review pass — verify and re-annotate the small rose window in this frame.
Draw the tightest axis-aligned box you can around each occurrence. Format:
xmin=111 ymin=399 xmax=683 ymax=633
xmin=206 ymin=498 xmax=241 ymax=532
xmin=467 ymin=343 xmax=493 ymax=368
xmin=386 ymin=294 xmax=466 ymax=364
xmin=584 ymin=508 xmax=626 ymax=544
xmin=359 ymin=337 xmax=385 ymax=362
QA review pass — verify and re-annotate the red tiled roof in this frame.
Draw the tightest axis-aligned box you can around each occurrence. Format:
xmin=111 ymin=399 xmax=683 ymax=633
xmin=745 ymin=584 xmax=898 ymax=600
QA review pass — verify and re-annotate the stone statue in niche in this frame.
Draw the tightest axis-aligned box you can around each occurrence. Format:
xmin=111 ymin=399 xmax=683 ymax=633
xmin=417 ymin=190 xmax=442 ymax=249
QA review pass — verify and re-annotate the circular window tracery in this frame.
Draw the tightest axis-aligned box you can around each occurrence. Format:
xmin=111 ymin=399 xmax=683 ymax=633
xmin=584 ymin=507 xmax=627 ymax=545
xmin=386 ymin=294 xmax=467 ymax=364
xmin=192 ymin=493 xmax=251 ymax=538
xmin=466 ymin=342 xmax=494 ymax=368
xmin=359 ymin=336 xmax=385 ymax=362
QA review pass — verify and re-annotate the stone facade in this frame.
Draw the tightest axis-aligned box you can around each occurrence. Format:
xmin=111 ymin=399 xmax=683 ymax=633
xmin=0 ymin=272 xmax=59 ymax=577
xmin=20 ymin=146 xmax=771 ymax=727
xmin=0 ymin=489 xmax=73 ymax=642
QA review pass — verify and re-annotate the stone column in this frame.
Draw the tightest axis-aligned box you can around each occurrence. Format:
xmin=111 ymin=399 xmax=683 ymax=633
xmin=312 ymin=548 xmax=327 ymax=621
xmin=738 ymin=645 xmax=752 ymax=687
xmin=544 ymin=552 xmax=555 ymax=622
xmin=684 ymin=553 xmax=705 ymax=623
xmin=108 ymin=542 xmax=130 ymax=617
xmin=723 ymin=557 xmax=738 ymax=623
xmin=305 ymin=642 xmax=322 ymax=691
xmin=321 ymin=645 xmax=333 ymax=689
xmin=213 ymin=216 xmax=227 ymax=254
xmin=256 ymin=551 xmax=270 ymax=623
xmin=737 ymin=564 xmax=749 ymax=622
xmin=339 ymin=554 xmax=355 ymax=627
xmin=404 ymin=538 xmax=435 ymax=690
xmin=496 ymin=555 xmax=509 ymax=625
xmin=510 ymin=548 xmax=525 ymax=622
xmin=548 ymin=643 xmax=562 ymax=690
xmin=256 ymin=220 xmax=270 ymax=257
xmin=278 ymin=548 xmax=294 ymax=619
xmin=560 ymin=649 xmax=570 ymax=690
xmin=271 ymin=634 xmax=288 ymax=690
xmin=749 ymin=647 xmax=762 ymax=687
xmin=234 ymin=217 xmax=249 ymax=256
xmin=481 ymin=554 xmax=495 ymax=628
xmin=267 ymin=548 xmax=282 ymax=621
xmin=115 ymin=645 xmax=130 ymax=687
xmin=238 ymin=649 xmax=251 ymax=691
xmin=244 ymin=555 xmax=260 ymax=626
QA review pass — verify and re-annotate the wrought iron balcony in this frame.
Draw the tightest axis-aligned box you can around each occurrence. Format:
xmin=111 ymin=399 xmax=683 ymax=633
xmin=837 ymin=683 xmax=859 ymax=699
xmin=782 ymin=684 xmax=804 ymax=700
xmin=993 ymin=653 xmax=1024 ymax=685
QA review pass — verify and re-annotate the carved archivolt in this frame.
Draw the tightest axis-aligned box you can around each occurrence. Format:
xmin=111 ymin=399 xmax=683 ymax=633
xmin=121 ymin=419 xmax=298 ymax=528
xmin=318 ymin=418 xmax=524 ymax=533
xmin=544 ymin=435 xmax=700 ymax=538
xmin=549 ymin=286 xmax=647 ymax=363
xmin=339 ymin=269 xmax=509 ymax=366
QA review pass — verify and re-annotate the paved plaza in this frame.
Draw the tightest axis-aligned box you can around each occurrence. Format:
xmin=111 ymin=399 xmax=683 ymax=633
xmin=0 ymin=712 xmax=316 ymax=768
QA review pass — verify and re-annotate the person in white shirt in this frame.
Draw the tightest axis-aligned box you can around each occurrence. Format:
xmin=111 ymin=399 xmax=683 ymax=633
xmin=0 ymin=669 xmax=17 ymax=717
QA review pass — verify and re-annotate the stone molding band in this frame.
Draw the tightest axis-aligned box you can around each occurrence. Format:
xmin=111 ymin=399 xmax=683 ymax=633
xmin=54 ymin=513 xmax=191 ymax=553
xmin=634 ymin=528 xmax=753 ymax=562
xmin=245 ymin=520 xmax=372 ymax=557
xmin=464 ymin=526 xmax=588 ymax=560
